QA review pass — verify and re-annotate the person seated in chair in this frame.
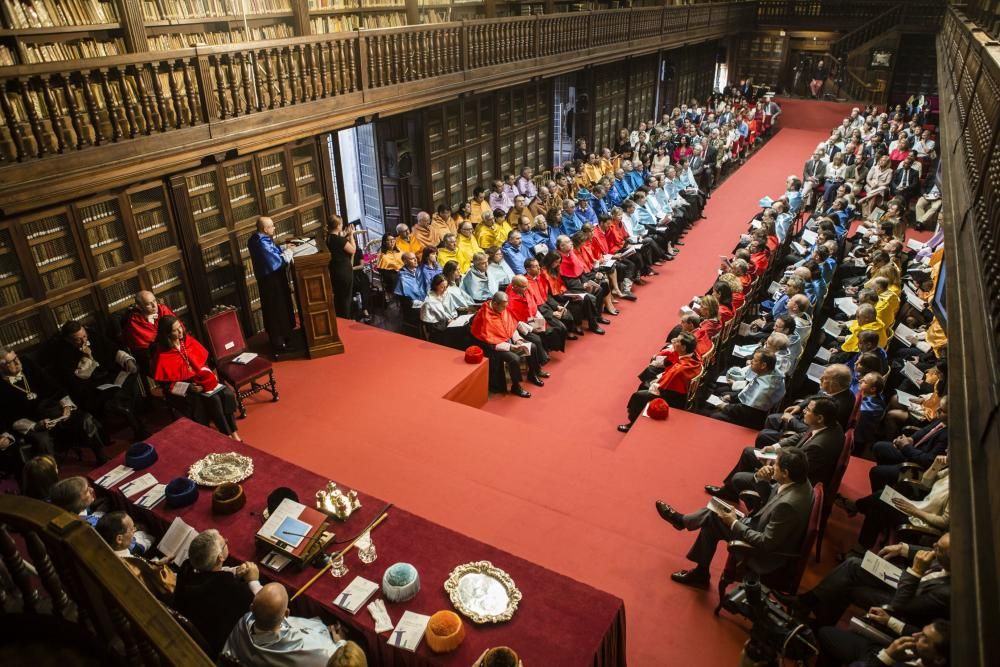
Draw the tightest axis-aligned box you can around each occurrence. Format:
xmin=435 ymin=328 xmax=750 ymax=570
xmin=50 ymin=320 xmax=148 ymax=441
xmin=151 ymin=316 xmax=241 ymax=441
xmin=223 ymin=582 xmax=347 ymax=667
xmin=706 ymin=396 xmax=844 ymax=501
xmin=393 ymin=252 xmax=425 ymax=302
xmin=121 ymin=290 xmax=175 ymax=375
xmin=756 ymin=364 xmax=854 ymax=446
xmin=619 ymin=332 xmax=702 ymax=432
xmin=703 ymin=350 xmax=785 ymax=429
xmin=175 ymin=529 xmax=262 ymax=657
xmin=470 ymin=291 xmax=549 ymax=399
xmin=654 ymin=447 xmax=814 ymax=589
xmin=867 ymin=398 xmax=948 ymax=495
xmin=0 ymin=347 xmax=106 ymax=463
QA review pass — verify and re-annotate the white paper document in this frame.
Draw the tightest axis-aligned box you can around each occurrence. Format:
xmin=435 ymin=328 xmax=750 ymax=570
xmin=707 ymin=496 xmax=745 ymax=519
xmin=894 ymin=323 xmax=918 ymax=345
xmin=448 ymin=313 xmax=474 ymax=328
xmin=119 ymin=473 xmax=158 ymax=499
xmin=733 ymin=344 xmax=758 ymax=359
xmin=136 ymin=484 xmax=167 ymax=509
xmin=791 ymin=241 xmax=806 ymax=255
xmin=158 ymin=517 xmax=198 ymax=567
xmin=232 ymin=352 xmax=258 ymax=364
xmin=903 ymin=288 xmax=926 ymax=311
xmin=879 ymin=485 xmax=908 ymax=509
xmin=368 ymin=599 xmax=395 ymax=633
xmin=716 ymin=375 xmax=729 ymax=384
xmin=906 ymin=238 xmax=926 ymax=252
xmin=895 ymin=389 xmax=922 ymax=407
xmin=170 ymin=381 xmax=190 ymax=397
xmin=705 ymin=394 xmax=725 ymax=407
xmin=801 ymin=229 xmax=818 ymax=245
xmin=95 ymin=464 xmax=135 ymax=489
xmin=822 ymin=319 xmax=844 ymax=337
xmin=388 ymin=611 xmax=430 ymax=652
xmin=814 ymin=347 xmax=832 ymax=362
xmin=754 ymin=449 xmax=779 ymax=461
xmin=902 ymin=361 xmax=924 ymax=385
xmin=334 ymin=576 xmax=380 ymax=615
xmin=731 ymin=380 xmax=747 ymax=391
xmin=834 ymin=297 xmax=858 ymax=317
xmin=767 ymin=281 xmax=781 ymax=296
xmin=861 ymin=550 xmax=903 ymax=589
xmin=806 ymin=363 xmax=826 ymax=384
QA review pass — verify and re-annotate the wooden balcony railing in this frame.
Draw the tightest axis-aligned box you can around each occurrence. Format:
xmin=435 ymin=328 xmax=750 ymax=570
xmin=756 ymin=0 xmax=946 ymax=29
xmin=0 ymin=2 xmax=754 ymax=172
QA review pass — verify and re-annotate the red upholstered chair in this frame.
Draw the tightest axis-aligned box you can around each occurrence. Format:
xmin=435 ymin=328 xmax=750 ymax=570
xmin=202 ymin=307 xmax=278 ymax=418
xmin=715 ymin=483 xmax=824 ymax=616
xmin=815 ymin=429 xmax=854 ymax=561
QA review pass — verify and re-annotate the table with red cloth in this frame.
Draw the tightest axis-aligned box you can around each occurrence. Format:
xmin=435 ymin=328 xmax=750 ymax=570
xmin=90 ymin=419 xmax=626 ymax=667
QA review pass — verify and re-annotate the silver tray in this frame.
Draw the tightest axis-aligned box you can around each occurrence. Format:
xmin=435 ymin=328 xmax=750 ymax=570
xmin=188 ymin=452 xmax=254 ymax=487
xmin=444 ymin=560 xmax=521 ymax=623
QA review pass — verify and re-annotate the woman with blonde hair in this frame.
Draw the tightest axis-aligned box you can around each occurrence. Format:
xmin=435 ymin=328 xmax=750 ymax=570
xmin=327 ymin=641 xmax=367 ymax=667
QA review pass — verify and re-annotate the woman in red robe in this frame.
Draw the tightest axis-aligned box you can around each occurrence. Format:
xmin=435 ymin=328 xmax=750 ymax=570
xmin=542 ymin=252 xmax=603 ymax=335
xmin=152 ymin=316 xmax=240 ymax=439
xmin=564 ymin=233 xmax=616 ymax=315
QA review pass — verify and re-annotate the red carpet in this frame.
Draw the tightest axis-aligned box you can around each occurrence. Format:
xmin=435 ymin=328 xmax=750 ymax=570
xmin=236 ymin=98 xmax=875 ymax=665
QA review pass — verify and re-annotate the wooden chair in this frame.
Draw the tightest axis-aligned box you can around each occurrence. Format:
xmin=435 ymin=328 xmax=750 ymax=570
xmin=815 ymin=429 xmax=854 ymax=561
xmin=685 ymin=368 xmax=707 ymax=411
xmin=715 ymin=483 xmax=824 ymax=615
xmin=202 ymin=307 xmax=278 ymax=418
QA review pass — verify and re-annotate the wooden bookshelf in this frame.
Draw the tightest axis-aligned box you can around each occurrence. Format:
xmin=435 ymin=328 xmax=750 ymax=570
xmin=0 ymin=179 xmax=188 ymax=350
xmin=170 ymin=136 xmax=327 ymax=337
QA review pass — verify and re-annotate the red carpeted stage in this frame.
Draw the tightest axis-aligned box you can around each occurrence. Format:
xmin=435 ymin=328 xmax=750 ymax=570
xmin=236 ymin=99 xmax=879 ymax=665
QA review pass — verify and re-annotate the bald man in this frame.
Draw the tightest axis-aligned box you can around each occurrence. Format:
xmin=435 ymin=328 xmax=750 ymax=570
xmin=506 ymin=275 xmax=566 ymax=354
xmin=248 ymin=216 xmax=296 ymax=354
xmin=121 ymin=290 xmax=176 ymax=377
xmin=756 ymin=363 xmax=855 ymax=446
xmin=223 ymin=582 xmax=345 ymax=667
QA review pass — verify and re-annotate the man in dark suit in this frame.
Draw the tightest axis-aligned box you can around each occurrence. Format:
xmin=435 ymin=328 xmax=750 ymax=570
xmin=707 ymin=396 xmax=844 ymax=500
xmin=0 ymin=347 xmax=106 ymax=463
xmin=802 ymin=149 xmax=827 ymax=209
xmin=656 ymin=448 xmax=814 ymax=588
xmin=891 ymin=155 xmax=921 ymax=201
xmin=756 ymin=364 xmax=855 ymax=446
xmin=174 ymin=529 xmax=261 ymax=657
xmin=780 ymin=533 xmax=951 ymax=629
xmin=49 ymin=320 xmax=148 ymax=441
xmin=847 ymin=620 xmax=950 ymax=667
xmin=869 ymin=398 xmax=948 ymax=493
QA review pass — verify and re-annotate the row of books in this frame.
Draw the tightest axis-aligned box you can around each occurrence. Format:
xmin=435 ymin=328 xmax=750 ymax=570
xmin=0 ymin=282 xmax=28 ymax=308
xmin=310 ymin=11 xmax=404 ymax=31
xmin=0 ymin=44 xmax=15 ymax=66
xmin=1 ymin=0 xmax=118 ymax=29
xmin=140 ymin=0 xmax=290 ymax=22
xmin=146 ymin=23 xmax=293 ymax=50
xmin=18 ymin=37 xmax=124 ymax=64
xmin=0 ymin=315 xmax=42 ymax=347
xmin=79 ymin=200 xmax=119 ymax=226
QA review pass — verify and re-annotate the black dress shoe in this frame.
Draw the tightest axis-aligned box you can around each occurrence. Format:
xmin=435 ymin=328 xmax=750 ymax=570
xmin=617 ymin=424 xmax=631 ymax=433
xmin=511 ymin=386 xmax=532 ymax=398
xmin=671 ymin=568 xmax=710 ymax=589
xmin=655 ymin=500 xmax=685 ymax=530
xmin=537 ymin=370 xmax=551 ymax=378
xmin=528 ymin=375 xmax=545 ymax=387
xmin=597 ymin=317 xmax=611 ymax=325
xmin=704 ymin=485 xmax=737 ymax=500
xmin=566 ymin=333 xmax=579 ymax=340
xmin=588 ymin=326 xmax=606 ymax=335
xmin=621 ymin=292 xmax=638 ymax=301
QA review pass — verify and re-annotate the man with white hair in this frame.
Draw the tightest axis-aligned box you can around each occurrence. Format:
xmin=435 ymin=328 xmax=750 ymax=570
xmin=470 ymin=291 xmax=548 ymax=398
xmin=175 ymin=528 xmax=262 ymax=655
xmin=248 ymin=216 xmax=296 ymax=354
xmin=395 ymin=222 xmax=423 ymax=257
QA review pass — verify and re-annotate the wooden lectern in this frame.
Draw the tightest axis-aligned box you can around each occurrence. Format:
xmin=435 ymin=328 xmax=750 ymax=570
xmin=292 ymin=250 xmax=344 ymax=358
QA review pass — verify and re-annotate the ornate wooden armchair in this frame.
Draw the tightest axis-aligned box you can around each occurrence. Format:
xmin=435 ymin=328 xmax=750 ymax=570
xmin=0 ymin=495 xmax=212 ymax=665
xmin=202 ymin=306 xmax=278 ymax=418
xmin=715 ymin=483 xmax=824 ymax=616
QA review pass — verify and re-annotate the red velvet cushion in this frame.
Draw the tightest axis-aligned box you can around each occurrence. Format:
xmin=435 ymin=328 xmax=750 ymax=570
xmin=218 ymin=356 xmax=273 ymax=386
xmin=203 ymin=310 xmax=246 ymax=360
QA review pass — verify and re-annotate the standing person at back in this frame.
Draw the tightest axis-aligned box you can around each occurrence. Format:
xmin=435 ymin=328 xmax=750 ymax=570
xmin=248 ymin=216 xmax=296 ymax=356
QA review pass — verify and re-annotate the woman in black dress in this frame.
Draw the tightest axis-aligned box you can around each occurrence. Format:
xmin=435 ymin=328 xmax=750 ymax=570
xmin=326 ymin=214 xmax=356 ymax=318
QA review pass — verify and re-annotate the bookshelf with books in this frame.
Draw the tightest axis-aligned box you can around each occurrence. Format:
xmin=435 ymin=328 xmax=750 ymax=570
xmin=417 ymin=0 xmax=483 ymax=24
xmin=0 ymin=225 xmax=29 ymax=310
xmin=74 ymin=193 xmax=138 ymax=277
xmin=308 ymin=0 xmax=405 ymax=32
xmin=0 ymin=0 xmax=125 ymax=66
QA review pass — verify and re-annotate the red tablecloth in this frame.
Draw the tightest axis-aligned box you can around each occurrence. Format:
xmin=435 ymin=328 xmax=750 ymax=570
xmin=91 ymin=419 xmax=625 ymax=667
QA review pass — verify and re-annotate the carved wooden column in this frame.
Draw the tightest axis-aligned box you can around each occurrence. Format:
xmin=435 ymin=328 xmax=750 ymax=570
xmin=115 ymin=0 xmax=149 ymax=53
xmin=291 ymin=0 xmax=312 ymax=37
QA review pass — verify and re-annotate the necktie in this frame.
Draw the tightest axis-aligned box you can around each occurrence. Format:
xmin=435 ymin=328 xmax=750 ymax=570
xmin=914 ymin=422 xmax=944 ymax=447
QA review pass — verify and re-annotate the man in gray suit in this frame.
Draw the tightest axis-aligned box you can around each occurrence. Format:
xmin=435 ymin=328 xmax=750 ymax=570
xmin=706 ymin=396 xmax=845 ymax=500
xmin=656 ymin=447 xmax=814 ymax=588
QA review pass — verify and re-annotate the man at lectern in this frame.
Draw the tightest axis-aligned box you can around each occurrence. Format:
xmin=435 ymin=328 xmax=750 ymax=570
xmin=248 ymin=216 xmax=296 ymax=355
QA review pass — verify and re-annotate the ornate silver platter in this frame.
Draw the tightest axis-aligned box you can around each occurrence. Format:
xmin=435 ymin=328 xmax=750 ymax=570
xmin=188 ymin=452 xmax=254 ymax=487
xmin=444 ymin=561 xmax=522 ymax=623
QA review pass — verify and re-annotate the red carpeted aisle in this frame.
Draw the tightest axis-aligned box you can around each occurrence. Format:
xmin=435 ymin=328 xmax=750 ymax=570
xmin=238 ymin=99 xmax=873 ymax=665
